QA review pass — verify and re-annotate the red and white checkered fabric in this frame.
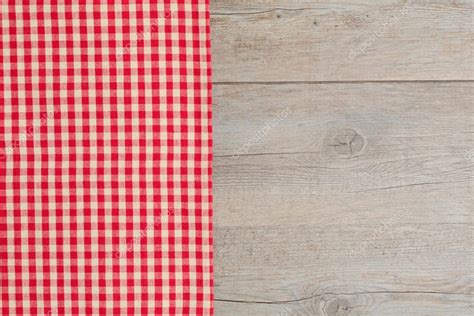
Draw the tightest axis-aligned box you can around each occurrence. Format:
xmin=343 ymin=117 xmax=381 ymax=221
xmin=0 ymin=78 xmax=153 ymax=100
xmin=0 ymin=1 xmax=213 ymax=315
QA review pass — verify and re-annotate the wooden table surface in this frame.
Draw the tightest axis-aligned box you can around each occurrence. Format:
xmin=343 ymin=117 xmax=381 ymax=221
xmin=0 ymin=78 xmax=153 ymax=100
xmin=211 ymin=1 xmax=473 ymax=315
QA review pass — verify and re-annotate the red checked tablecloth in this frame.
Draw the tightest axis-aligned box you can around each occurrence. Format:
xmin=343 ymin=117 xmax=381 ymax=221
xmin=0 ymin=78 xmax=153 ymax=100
xmin=0 ymin=1 xmax=213 ymax=315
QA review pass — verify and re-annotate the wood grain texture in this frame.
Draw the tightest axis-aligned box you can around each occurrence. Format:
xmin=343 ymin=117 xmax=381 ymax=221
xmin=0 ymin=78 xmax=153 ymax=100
xmin=211 ymin=0 xmax=473 ymax=82
xmin=213 ymin=82 xmax=474 ymax=315
xmin=211 ymin=0 xmax=473 ymax=314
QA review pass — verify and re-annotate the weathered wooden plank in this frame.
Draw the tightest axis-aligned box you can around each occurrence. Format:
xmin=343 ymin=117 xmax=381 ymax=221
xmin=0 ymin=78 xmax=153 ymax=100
xmin=214 ymin=83 xmax=472 ymax=227
xmin=214 ymin=223 xmax=473 ymax=313
xmin=211 ymin=0 xmax=473 ymax=82
xmin=213 ymin=82 xmax=473 ymax=314
xmin=216 ymin=291 xmax=473 ymax=316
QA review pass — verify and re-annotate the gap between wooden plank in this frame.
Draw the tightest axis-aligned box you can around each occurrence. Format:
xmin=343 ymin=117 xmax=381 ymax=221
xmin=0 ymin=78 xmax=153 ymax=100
xmin=214 ymin=80 xmax=474 ymax=85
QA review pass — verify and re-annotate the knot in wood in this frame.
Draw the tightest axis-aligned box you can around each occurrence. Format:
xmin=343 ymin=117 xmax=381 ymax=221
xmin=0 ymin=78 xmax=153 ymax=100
xmin=330 ymin=128 xmax=365 ymax=158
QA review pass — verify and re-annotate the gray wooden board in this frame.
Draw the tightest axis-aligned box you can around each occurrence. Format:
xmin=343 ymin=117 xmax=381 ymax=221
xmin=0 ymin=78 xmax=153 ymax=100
xmin=211 ymin=0 xmax=473 ymax=82
xmin=213 ymin=82 xmax=473 ymax=315
xmin=211 ymin=0 xmax=473 ymax=314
